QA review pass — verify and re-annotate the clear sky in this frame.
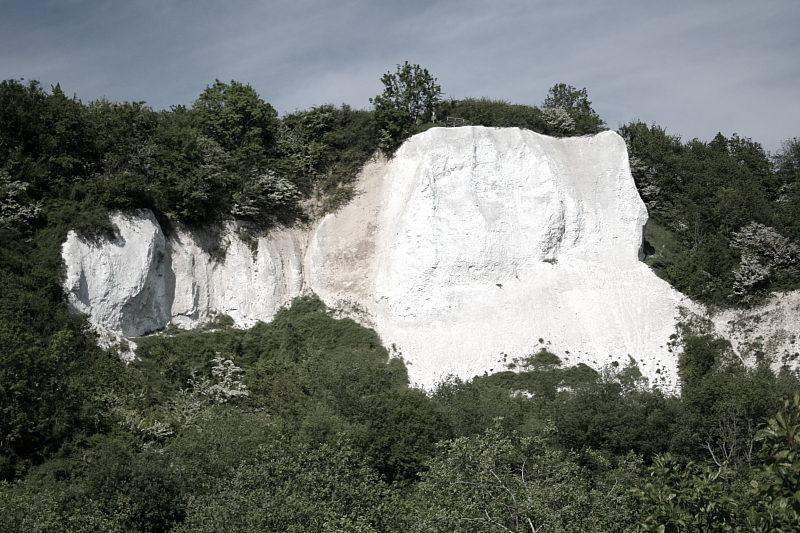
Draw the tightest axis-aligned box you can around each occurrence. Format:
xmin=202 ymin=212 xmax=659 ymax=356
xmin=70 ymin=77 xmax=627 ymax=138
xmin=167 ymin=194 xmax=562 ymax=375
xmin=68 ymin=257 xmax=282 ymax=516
xmin=2 ymin=0 xmax=798 ymax=152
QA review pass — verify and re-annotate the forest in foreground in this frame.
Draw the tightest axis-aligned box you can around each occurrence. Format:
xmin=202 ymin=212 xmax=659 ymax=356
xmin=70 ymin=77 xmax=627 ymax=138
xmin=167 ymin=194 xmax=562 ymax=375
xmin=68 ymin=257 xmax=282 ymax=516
xmin=2 ymin=64 xmax=800 ymax=531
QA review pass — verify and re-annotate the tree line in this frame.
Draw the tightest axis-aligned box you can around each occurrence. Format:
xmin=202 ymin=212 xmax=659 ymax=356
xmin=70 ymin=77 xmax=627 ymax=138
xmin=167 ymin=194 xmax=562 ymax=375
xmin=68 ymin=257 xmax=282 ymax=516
xmin=2 ymin=295 xmax=799 ymax=531
xmin=621 ymin=123 xmax=800 ymax=306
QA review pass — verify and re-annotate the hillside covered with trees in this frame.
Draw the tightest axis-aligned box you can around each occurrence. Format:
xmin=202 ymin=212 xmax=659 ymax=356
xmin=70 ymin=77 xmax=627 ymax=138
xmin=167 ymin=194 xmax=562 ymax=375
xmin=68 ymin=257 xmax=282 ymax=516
xmin=2 ymin=64 xmax=800 ymax=531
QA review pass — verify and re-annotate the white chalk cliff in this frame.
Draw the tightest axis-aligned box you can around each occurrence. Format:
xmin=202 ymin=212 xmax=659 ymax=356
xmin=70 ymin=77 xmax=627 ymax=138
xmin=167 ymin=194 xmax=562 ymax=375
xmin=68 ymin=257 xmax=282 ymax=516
xmin=62 ymin=211 xmax=306 ymax=337
xmin=62 ymin=127 xmax=799 ymax=389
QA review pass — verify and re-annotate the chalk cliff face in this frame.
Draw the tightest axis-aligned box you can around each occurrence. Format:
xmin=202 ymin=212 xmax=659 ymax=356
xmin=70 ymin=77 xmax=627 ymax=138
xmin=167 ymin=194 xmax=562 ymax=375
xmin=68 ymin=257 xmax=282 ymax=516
xmin=63 ymin=211 xmax=306 ymax=336
xmin=308 ymin=128 xmax=686 ymax=389
xmin=63 ymin=210 xmax=170 ymax=337
xmin=63 ymin=127 xmax=797 ymax=389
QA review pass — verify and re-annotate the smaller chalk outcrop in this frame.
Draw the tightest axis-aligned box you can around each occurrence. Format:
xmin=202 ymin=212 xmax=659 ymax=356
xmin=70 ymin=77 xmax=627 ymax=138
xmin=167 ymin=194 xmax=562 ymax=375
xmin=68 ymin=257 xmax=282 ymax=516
xmin=62 ymin=211 xmax=307 ymax=337
xmin=165 ymin=224 xmax=306 ymax=330
xmin=711 ymin=291 xmax=800 ymax=366
xmin=63 ymin=210 xmax=169 ymax=337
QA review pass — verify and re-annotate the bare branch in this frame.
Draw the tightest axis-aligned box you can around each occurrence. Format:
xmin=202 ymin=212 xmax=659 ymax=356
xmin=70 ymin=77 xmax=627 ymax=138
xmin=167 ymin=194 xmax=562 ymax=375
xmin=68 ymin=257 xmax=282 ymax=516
xmin=706 ymin=442 xmax=725 ymax=469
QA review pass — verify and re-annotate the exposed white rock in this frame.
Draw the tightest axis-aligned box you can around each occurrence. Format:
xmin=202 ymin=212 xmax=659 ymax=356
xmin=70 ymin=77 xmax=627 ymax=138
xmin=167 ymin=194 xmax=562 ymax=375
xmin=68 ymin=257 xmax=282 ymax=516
xmin=166 ymin=225 xmax=306 ymax=329
xmin=310 ymin=128 xmax=689 ymax=389
xmin=63 ymin=209 xmax=169 ymax=337
xmin=63 ymin=213 xmax=307 ymax=336
xmin=62 ymin=126 xmax=798 ymax=390
xmin=710 ymin=291 xmax=800 ymax=366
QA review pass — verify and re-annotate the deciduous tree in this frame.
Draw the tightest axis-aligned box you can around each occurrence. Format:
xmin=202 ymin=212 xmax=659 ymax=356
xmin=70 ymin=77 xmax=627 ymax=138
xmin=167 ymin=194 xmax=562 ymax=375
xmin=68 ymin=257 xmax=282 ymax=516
xmin=541 ymin=83 xmax=604 ymax=135
xmin=192 ymin=79 xmax=278 ymax=165
xmin=370 ymin=62 xmax=442 ymax=147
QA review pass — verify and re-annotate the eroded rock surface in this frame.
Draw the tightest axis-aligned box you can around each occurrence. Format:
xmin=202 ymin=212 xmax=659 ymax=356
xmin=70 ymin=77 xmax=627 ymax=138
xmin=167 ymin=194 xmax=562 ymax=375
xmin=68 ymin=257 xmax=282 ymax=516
xmin=166 ymin=225 xmax=306 ymax=330
xmin=63 ymin=213 xmax=307 ymax=336
xmin=310 ymin=128 xmax=688 ymax=389
xmin=711 ymin=292 xmax=800 ymax=366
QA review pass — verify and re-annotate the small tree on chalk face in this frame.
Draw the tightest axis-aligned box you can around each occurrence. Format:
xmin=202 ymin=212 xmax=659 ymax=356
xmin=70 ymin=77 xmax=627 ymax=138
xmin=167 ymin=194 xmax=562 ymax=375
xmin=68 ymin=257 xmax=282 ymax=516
xmin=371 ymin=61 xmax=442 ymax=147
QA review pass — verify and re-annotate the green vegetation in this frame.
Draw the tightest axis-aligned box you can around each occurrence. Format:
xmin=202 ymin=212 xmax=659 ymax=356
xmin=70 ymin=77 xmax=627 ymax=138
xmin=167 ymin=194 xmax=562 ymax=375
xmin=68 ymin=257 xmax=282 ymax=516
xmin=369 ymin=64 xmax=605 ymax=149
xmin=436 ymin=97 xmax=548 ymax=131
xmin=621 ymin=122 xmax=800 ymax=306
xmin=434 ymin=83 xmax=606 ymax=138
xmin=0 ymin=78 xmax=377 ymax=231
xmin=541 ymin=82 xmax=606 ymax=135
xmin=2 ymin=68 xmax=800 ymax=531
xmin=371 ymin=61 xmax=443 ymax=148
xmin=3 ymin=290 xmax=798 ymax=532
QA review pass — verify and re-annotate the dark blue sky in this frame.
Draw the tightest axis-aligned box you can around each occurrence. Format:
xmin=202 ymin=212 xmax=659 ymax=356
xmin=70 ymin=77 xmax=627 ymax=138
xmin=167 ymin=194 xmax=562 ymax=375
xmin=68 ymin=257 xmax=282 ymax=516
xmin=2 ymin=0 xmax=798 ymax=152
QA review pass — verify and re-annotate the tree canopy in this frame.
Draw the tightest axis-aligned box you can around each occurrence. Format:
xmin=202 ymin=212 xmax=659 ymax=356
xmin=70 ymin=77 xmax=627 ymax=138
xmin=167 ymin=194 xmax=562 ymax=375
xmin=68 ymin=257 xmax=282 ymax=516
xmin=370 ymin=61 xmax=443 ymax=147
xmin=192 ymin=79 xmax=278 ymax=164
xmin=541 ymin=83 xmax=605 ymax=135
xmin=619 ymin=121 xmax=800 ymax=305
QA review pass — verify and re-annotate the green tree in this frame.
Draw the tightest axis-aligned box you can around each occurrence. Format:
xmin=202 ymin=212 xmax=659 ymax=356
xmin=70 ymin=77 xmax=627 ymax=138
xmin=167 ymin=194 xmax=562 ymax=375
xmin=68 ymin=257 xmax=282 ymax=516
xmin=618 ymin=120 xmax=789 ymax=305
xmin=354 ymin=388 xmax=453 ymax=485
xmin=634 ymin=392 xmax=800 ymax=533
xmin=549 ymin=361 xmax=679 ymax=460
xmin=541 ymin=83 xmax=605 ymax=135
xmin=149 ymin=109 xmax=233 ymax=221
xmin=82 ymin=439 xmax=185 ymax=533
xmin=0 ymin=480 xmax=128 ymax=533
xmin=678 ymin=334 xmax=732 ymax=385
xmin=0 ymin=80 xmax=99 ymax=200
xmin=750 ymin=392 xmax=800 ymax=531
xmin=431 ymin=376 xmax=525 ymax=438
xmin=83 ymin=99 xmax=161 ymax=213
xmin=192 ymin=80 xmax=278 ymax=166
xmin=774 ymin=138 xmax=800 ymax=242
xmin=177 ymin=437 xmax=391 ymax=533
xmin=370 ymin=62 xmax=442 ymax=147
xmin=632 ymin=453 xmax=739 ymax=533
xmin=434 ymin=97 xmax=547 ymax=132
xmin=410 ymin=424 xmax=642 ymax=532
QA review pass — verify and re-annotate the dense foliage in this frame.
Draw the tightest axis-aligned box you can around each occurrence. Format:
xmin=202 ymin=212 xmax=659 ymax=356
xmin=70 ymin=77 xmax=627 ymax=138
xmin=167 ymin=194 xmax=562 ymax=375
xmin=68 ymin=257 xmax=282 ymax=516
xmin=369 ymin=65 xmax=604 ymax=148
xmin=620 ymin=122 xmax=800 ymax=305
xmin=2 ymin=70 xmax=800 ymax=531
xmin=432 ymin=83 xmax=605 ymax=138
xmin=0 ymin=79 xmax=378 ymax=229
xmin=3 ymin=296 xmax=798 ymax=531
